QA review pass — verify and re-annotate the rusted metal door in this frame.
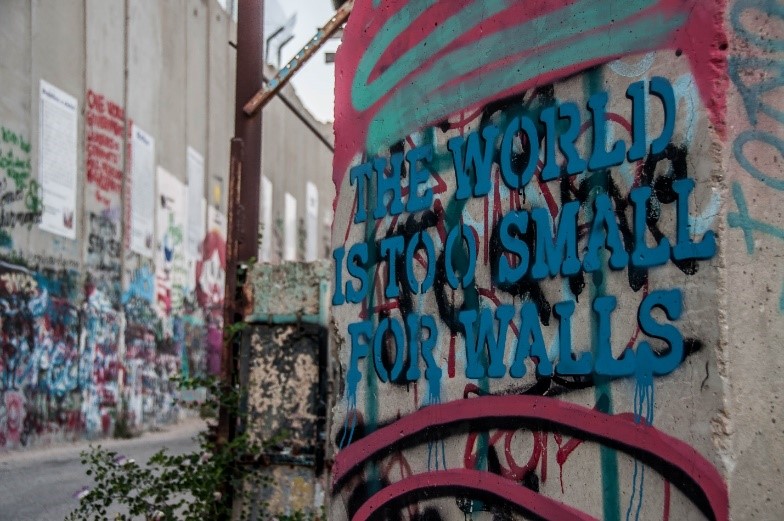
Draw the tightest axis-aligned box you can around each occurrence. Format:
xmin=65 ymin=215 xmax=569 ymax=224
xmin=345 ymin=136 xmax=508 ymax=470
xmin=243 ymin=323 xmax=326 ymax=470
xmin=236 ymin=262 xmax=332 ymax=519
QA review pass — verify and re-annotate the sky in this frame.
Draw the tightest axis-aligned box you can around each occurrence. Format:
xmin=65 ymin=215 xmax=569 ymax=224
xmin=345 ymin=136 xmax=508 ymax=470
xmin=264 ymin=0 xmax=340 ymax=123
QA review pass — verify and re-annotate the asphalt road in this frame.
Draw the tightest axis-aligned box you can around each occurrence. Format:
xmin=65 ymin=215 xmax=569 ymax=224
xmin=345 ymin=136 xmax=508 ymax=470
xmin=0 ymin=419 xmax=204 ymax=521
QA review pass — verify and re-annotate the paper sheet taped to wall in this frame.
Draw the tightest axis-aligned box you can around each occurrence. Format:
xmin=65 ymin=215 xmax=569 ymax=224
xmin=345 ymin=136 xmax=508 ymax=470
xmin=39 ymin=80 xmax=78 ymax=239
xmin=186 ymin=146 xmax=205 ymax=259
xmin=130 ymin=124 xmax=155 ymax=257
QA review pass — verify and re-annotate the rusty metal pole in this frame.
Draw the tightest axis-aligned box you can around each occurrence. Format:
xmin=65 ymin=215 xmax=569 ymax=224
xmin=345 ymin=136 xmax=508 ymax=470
xmin=230 ymin=1 xmax=263 ymax=261
xmin=219 ymin=0 xmax=263 ymax=516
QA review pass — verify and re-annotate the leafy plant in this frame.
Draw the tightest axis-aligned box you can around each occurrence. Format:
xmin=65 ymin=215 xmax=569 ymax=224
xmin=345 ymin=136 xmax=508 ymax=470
xmin=67 ymin=376 xmax=280 ymax=521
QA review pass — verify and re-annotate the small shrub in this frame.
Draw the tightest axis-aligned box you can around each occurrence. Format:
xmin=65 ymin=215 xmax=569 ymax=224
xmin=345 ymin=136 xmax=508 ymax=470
xmin=68 ymin=376 xmax=282 ymax=521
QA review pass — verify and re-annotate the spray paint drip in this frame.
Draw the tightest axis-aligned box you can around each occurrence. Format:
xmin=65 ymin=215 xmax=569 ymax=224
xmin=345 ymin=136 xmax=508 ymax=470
xmin=626 ymin=364 xmax=655 ymax=521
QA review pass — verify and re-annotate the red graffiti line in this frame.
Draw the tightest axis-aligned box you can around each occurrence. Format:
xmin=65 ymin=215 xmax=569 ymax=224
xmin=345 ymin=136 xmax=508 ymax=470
xmin=353 ymin=469 xmax=596 ymax=521
xmin=462 ymin=383 xmax=580 ymax=491
xmin=332 ymin=395 xmax=728 ymax=521
xmin=553 ymin=431 xmax=584 ymax=494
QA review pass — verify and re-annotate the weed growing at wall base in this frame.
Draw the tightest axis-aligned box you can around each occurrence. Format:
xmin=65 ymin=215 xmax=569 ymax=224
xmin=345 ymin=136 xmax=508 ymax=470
xmin=67 ymin=376 xmax=318 ymax=521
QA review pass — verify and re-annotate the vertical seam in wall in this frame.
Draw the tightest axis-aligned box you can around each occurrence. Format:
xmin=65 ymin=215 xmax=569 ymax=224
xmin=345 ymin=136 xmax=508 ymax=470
xmin=713 ymin=96 xmax=737 ymax=480
xmin=184 ymin=2 xmax=189 ymax=178
xmin=118 ymin=0 xmax=131 ymax=393
xmin=26 ymin=0 xmax=33 ymax=255
xmin=80 ymin=0 xmax=87 ymax=277
xmin=205 ymin=0 xmax=211 ymax=214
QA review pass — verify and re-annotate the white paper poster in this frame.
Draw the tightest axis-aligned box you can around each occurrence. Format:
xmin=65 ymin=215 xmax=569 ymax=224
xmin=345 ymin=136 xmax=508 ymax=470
xmin=130 ymin=125 xmax=155 ymax=257
xmin=186 ymin=146 xmax=205 ymax=259
xmin=39 ymin=80 xmax=78 ymax=239
xmin=284 ymin=192 xmax=297 ymax=261
xmin=259 ymin=175 xmax=273 ymax=262
xmin=156 ymin=167 xmax=188 ymax=316
xmin=305 ymin=182 xmax=318 ymax=262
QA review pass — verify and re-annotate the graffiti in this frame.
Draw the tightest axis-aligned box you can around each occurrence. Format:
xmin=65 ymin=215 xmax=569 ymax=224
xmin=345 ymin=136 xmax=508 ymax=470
xmin=332 ymin=396 xmax=728 ymax=521
xmin=196 ymin=230 xmax=226 ymax=309
xmin=84 ymin=209 xmax=122 ymax=305
xmin=332 ymin=0 xmax=728 ymax=185
xmin=123 ymin=260 xmax=190 ymax=427
xmin=123 ymin=317 xmax=179 ymax=429
xmin=122 ymin=263 xmax=162 ymax=426
xmin=0 ymin=390 xmax=25 ymax=447
xmin=335 ymin=80 xmax=715 ymax=407
xmin=0 ymin=255 xmax=191 ymax=448
xmin=124 ymin=265 xmax=156 ymax=306
xmin=159 ymin=218 xmax=188 ymax=314
xmin=81 ymin=288 xmax=121 ymax=435
xmin=82 ymin=89 xmax=129 ymax=308
xmin=0 ymin=126 xmax=31 ymax=191
xmin=331 ymin=1 xmax=728 ymax=519
xmin=0 ymin=210 xmax=42 ymax=229
xmin=86 ymin=90 xmax=127 ymax=205
xmin=156 ymin=169 xmax=189 ymax=321
xmin=0 ymin=261 xmax=83 ymax=448
xmin=87 ymin=212 xmax=121 ymax=272
xmin=727 ymin=0 xmax=784 ymax=310
xmin=0 ymin=126 xmax=41 ymax=247
xmin=125 ymin=333 xmax=180 ymax=429
xmin=0 ymin=110 xmax=219 ymax=449
xmin=728 ymin=183 xmax=784 ymax=311
xmin=196 ymin=225 xmax=226 ymax=375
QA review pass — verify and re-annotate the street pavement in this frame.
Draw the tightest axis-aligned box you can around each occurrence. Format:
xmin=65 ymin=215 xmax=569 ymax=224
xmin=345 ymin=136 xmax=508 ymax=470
xmin=0 ymin=419 xmax=204 ymax=521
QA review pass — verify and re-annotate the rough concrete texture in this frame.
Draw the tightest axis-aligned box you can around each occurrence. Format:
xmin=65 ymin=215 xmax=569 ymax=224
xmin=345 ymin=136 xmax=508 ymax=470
xmin=724 ymin=1 xmax=784 ymax=519
xmin=249 ymin=260 xmax=331 ymax=318
xmin=243 ymin=466 xmax=322 ymax=520
xmin=329 ymin=1 xmax=782 ymax=520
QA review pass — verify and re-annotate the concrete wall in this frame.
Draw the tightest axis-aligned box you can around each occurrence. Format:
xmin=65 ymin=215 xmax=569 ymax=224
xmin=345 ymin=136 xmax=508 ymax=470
xmin=260 ymin=64 xmax=335 ymax=263
xmin=724 ymin=1 xmax=784 ymax=518
xmin=0 ymin=0 xmax=334 ymax=450
xmin=329 ymin=1 xmax=782 ymax=520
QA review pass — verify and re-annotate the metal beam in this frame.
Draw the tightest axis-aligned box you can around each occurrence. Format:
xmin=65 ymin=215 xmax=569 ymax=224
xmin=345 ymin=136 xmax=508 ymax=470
xmin=219 ymin=0 xmax=264 ymax=516
xmin=243 ymin=0 xmax=353 ymax=116
xmin=261 ymin=72 xmax=334 ymax=152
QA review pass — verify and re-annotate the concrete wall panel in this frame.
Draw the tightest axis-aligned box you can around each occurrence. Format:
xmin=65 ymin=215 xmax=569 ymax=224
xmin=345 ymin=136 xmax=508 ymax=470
xmin=260 ymin=72 xmax=335 ymax=263
xmin=206 ymin=0 xmax=233 ymax=214
xmin=29 ymin=0 xmax=86 ymax=263
xmin=0 ymin=1 xmax=32 ymax=127
xmin=157 ymin=0 xmax=188 ymax=182
xmin=724 ymin=1 xmax=784 ymax=517
xmin=328 ymin=1 xmax=782 ymax=520
xmin=127 ymin=0 xmax=163 ymax=145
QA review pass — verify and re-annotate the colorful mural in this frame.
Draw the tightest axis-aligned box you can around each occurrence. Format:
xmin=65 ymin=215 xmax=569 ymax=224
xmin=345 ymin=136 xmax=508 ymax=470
xmin=0 ymin=93 xmax=228 ymax=448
